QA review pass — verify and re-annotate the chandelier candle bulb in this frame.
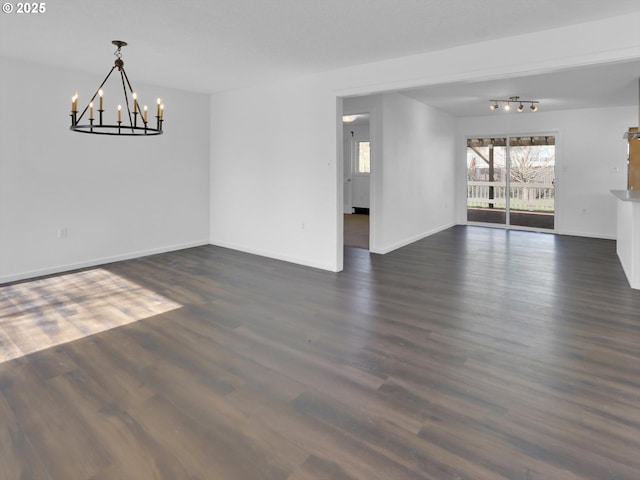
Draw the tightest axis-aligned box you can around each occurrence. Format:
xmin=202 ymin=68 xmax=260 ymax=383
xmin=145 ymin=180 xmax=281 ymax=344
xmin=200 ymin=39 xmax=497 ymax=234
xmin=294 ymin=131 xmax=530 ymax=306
xmin=143 ymin=105 xmax=148 ymax=123
xmin=156 ymin=98 xmax=161 ymax=118
xmin=98 ymin=89 xmax=103 ymax=110
xmin=71 ymin=93 xmax=78 ymax=112
xmin=117 ymin=104 xmax=122 ymax=122
xmin=160 ymin=104 xmax=164 ymax=120
xmin=89 ymin=102 xmax=94 ymax=120
xmin=132 ymin=92 xmax=137 ymax=113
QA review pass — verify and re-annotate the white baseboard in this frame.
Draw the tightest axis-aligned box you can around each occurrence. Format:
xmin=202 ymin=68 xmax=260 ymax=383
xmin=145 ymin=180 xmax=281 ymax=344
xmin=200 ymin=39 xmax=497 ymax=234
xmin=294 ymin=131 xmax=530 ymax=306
xmin=618 ymin=257 xmax=640 ymax=290
xmin=210 ymin=240 xmax=340 ymax=272
xmin=370 ymin=222 xmax=455 ymax=255
xmin=0 ymin=239 xmax=210 ymax=284
xmin=557 ymin=229 xmax=616 ymax=240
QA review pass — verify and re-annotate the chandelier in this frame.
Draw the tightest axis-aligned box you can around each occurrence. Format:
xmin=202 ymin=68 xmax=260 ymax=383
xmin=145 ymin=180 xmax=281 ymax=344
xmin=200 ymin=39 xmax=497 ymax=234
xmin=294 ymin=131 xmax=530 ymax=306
xmin=70 ymin=41 xmax=164 ymax=136
xmin=489 ymin=96 xmax=539 ymax=112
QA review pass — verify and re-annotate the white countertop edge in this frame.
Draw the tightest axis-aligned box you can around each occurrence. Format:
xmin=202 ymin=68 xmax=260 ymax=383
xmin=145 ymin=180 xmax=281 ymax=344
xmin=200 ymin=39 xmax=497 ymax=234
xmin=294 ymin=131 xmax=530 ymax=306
xmin=611 ymin=190 xmax=640 ymax=202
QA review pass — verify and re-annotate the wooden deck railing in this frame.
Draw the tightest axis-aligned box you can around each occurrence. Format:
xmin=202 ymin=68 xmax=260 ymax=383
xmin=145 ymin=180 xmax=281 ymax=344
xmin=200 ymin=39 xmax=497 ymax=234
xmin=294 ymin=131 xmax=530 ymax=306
xmin=467 ymin=181 xmax=554 ymax=211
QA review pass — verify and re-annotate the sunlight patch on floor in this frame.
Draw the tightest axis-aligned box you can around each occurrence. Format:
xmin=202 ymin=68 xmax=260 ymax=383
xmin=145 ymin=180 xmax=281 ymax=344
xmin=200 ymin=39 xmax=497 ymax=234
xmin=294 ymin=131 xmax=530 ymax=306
xmin=0 ymin=268 xmax=182 ymax=363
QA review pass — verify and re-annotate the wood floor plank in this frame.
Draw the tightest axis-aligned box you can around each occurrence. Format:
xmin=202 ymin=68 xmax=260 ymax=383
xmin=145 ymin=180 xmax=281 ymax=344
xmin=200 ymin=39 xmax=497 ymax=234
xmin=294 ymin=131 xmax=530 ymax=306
xmin=26 ymin=345 xmax=80 ymax=381
xmin=47 ymin=368 xmax=192 ymax=480
xmin=0 ymin=359 xmax=111 ymax=479
xmin=287 ymin=454 xmax=361 ymax=480
xmin=289 ymin=388 xmax=508 ymax=480
xmin=61 ymin=333 xmax=161 ymax=411
xmin=213 ymin=322 xmax=426 ymax=434
xmin=0 ymin=226 xmax=639 ymax=478
xmin=0 ymin=326 xmax=23 ymax=363
xmin=129 ymin=393 xmax=300 ymax=480
xmin=128 ymin=338 xmax=310 ymax=476
xmin=227 ymin=386 xmax=421 ymax=480
xmin=0 ymin=391 xmax=52 ymax=480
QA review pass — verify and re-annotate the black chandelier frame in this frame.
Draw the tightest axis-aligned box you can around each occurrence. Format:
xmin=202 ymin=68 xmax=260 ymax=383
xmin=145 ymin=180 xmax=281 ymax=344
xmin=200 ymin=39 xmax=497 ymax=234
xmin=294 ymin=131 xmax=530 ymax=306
xmin=70 ymin=40 xmax=163 ymax=136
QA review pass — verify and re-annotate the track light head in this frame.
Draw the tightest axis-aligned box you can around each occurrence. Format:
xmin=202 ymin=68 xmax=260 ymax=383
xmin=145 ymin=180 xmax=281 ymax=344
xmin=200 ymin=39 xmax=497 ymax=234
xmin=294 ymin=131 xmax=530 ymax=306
xmin=530 ymin=103 xmax=538 ymax=112
xmin=517 ymin=104 xmax=524 ymax=112
xmin=504 ymin=103 xmax=511 ymax=111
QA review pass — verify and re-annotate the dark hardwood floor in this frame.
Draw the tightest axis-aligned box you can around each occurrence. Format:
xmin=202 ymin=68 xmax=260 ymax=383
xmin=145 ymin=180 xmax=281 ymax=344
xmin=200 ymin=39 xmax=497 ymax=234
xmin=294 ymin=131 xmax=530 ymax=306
xmin=344 ymin=213 xmax=369 ymax=250
xmin=1 ymin=225 xmax=640 ymax=479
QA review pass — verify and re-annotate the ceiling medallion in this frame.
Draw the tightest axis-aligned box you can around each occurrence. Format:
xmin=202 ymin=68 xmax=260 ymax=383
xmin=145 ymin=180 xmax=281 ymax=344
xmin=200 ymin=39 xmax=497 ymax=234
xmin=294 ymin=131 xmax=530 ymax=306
xmin=70 ymin=40 xmax=164 ymax=136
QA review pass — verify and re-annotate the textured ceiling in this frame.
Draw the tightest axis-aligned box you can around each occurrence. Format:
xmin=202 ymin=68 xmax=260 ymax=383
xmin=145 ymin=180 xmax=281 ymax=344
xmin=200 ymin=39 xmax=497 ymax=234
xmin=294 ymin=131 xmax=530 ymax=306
xmin=1 ymin=0 xmax=639 ymax=95
xmin=400 ymin=60 xmax=640 ymax=117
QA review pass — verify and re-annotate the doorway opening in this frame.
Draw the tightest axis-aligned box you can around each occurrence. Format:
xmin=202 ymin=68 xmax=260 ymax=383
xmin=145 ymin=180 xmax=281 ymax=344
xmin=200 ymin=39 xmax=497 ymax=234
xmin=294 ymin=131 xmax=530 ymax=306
xmin=343 ymin=113 xmax=371 ymax=249
xmin=466 ymin=135 xmax=555 ymax=230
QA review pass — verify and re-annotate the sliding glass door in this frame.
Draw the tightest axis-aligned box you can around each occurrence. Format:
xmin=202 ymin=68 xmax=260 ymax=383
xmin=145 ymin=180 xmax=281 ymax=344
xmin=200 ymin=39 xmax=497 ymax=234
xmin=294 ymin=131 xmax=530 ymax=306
xmin=466 ymin=138 xmax=507 ymax=225
xmin=467 ymin=136 xmax=555 ymax=230
xmin=508 ymin=136 xmax=555 ymax=229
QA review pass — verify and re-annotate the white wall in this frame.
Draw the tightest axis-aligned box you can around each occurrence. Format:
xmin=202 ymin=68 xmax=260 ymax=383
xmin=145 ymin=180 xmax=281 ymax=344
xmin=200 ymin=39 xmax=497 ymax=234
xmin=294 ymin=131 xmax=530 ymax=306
xmin=375 ymin=92 xmax=456 ymax=253
xmin=209 ymin=14 xmax=639 ymax=272
xmin=343 ymin=94 xmax=457 ymax=252
xmin=210 ymin=77 xmax=340 ymax=271
xmin=0 ymin=57 xmax=210 ymax=283
xmin=457 ymin=106 xmax=635 ymax=238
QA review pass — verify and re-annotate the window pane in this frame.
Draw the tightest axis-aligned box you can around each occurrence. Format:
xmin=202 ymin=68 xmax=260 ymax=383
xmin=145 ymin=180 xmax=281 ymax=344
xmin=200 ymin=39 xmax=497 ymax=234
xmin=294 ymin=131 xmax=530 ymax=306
xmin=466 ymin=138 xmax=507 ymax=224
xmin=508 ymin=136 xmax=555 ymax=230
xmin=358 ymin=141 xmax=370 ymax=173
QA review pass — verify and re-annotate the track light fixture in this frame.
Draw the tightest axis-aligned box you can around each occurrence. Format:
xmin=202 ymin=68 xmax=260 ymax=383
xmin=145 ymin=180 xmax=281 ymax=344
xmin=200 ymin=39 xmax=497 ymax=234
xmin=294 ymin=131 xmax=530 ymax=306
xmin=489 ymin=96 xmax=539 ymax=113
